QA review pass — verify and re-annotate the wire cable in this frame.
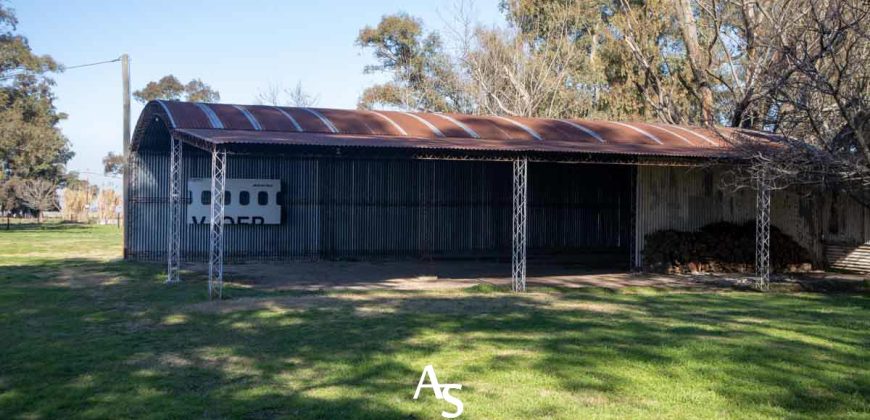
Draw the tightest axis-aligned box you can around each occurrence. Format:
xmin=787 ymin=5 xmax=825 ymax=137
xmin=63 ymin=57 xmax=121 ymax=70
xmin=0 ymin=56 xmax=122 ymax=81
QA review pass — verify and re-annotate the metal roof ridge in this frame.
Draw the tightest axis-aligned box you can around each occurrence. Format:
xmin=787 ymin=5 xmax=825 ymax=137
xmin=154 ymin=100 xmax=177 ymax=128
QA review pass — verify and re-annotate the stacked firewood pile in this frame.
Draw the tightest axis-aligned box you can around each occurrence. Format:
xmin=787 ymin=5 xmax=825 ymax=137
xmin=644 ymin=221 xmax=813 ymax=274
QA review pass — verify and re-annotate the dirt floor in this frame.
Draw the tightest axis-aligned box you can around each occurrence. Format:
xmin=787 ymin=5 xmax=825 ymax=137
xmin=187 ymin=260 xmax=868 ymax=292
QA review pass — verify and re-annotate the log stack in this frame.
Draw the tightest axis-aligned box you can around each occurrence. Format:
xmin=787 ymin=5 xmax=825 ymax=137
xmin=644 ymin=221 xmax=813 ymax=274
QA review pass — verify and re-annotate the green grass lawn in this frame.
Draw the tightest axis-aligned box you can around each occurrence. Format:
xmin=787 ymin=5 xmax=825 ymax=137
xmin=0 ymin=224 xmax=867 ymax=419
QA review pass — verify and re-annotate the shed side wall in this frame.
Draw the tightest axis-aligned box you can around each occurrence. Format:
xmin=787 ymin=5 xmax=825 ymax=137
xmin=128 ymin=151 xmax=632 ymax=262
xmin=636 ymin=166 xmax=824 ymax=265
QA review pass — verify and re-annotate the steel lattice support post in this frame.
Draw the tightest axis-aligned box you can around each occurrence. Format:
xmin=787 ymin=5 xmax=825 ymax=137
xmin=166 ymin=135 xmax=183 ymax=284
xmin=208 ymin=147 xmax=227 ymax=300
xmin=755 ymin=167 xmax=772 ymax=290
xmin=511 ymin=158 xmax=528 ymax=292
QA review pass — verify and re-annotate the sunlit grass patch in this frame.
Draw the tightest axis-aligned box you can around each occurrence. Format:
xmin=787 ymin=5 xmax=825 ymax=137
xmin=0 ymin=224 xmax=868 ymax=419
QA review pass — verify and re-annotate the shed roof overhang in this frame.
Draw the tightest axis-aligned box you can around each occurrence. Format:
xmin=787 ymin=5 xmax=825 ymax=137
xmin=132 ymin=100 xmax=781 ymax=164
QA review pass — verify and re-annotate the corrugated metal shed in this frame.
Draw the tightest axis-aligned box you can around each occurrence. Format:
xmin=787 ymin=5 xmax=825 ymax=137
xmin=132 ymin=100 xmax=778 ymax=159
xmin=128 ymin=100 xmax=815 ymax=271
xmin=128 ymin=152 xmax=634 ymax=262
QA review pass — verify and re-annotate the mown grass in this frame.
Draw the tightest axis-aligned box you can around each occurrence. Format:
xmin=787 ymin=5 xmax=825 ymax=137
xmin=0 ymin=224 xmax=867 ymax=419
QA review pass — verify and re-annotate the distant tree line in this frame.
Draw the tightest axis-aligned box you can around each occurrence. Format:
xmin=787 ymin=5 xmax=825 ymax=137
xmin=0 ymin=2 xmax=128 ymax=223
xmin=0 ymin=2 xmax=73 ymax=219
xmin=132 ymin=75 xmax=220 ymax=103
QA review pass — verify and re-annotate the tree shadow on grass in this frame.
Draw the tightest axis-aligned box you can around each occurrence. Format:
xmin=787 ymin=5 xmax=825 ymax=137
xmin=0 ymin=257 xmax=867 ymax=418
xmin=0 ymin=222 xmax=99 ymax=232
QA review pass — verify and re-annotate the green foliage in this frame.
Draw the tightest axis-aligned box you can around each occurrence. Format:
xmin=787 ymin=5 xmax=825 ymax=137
xmin=500 ymin=0 xmax=698 ymax=122
xmin=360 ymin=0 xmax=867 ymax=136
xmin=355 ymin=3 xmax=697 ymax=120
xmin=0 ymin=1 xmax=71 ymax=213
xmin=356 ymin=13 xmax=472 ymax=112
xmin=133 ymin=74 xmax=220 ymax=103
xmin=101 ymin=151 xmax=124 ymax=176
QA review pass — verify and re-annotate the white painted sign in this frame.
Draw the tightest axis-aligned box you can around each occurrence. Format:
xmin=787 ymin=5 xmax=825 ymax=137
xmin=187 ymin=178 xmax=281 ymax=225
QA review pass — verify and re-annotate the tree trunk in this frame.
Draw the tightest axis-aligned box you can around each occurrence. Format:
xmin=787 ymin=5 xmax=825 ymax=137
xmin=673 ymin=0 xmax=715 ymax=125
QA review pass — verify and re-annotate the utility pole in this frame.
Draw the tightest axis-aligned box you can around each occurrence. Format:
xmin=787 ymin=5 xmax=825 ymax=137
xmin=122 ymin=54 xmax=130 ymax=150
xmin=121 ymin=54 xmax=131 ymax=258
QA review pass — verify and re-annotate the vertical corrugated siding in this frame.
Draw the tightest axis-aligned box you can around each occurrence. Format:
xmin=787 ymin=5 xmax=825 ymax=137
xmin=127 ymin=109 xmax=868 ymax=271
xmin=636 ymin=166 xmax=823 ymax=263
xmin=819 ymin=191 xmax=870 ymax=273
xmin=129 ymin=151 xmax=632 ymax=262
xmin=132 ymin=152 xmax=859 ymax=269
xmin=528 ymin=163 xmax=631 ymax=250
xmin=821 ymin=192 xmax=868 ymax=244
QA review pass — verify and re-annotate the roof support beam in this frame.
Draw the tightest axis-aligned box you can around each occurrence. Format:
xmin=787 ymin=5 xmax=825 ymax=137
xmin=755 ymin=166 xmax=771 ymax=290
xmin=512 ymin=158 xmax=528 ymax=292
xmin=167 ymin=134 xmax=183 ymax=284
xmin=208 ymin=146 xmax=227 ymax=300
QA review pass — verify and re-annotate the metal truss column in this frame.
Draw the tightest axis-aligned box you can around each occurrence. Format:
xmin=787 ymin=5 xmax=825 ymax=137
xmin=167 ymin=135 xmax=183 ymax=283
xmin=755 ymin=166 xmax=771 ymax=290
xmin=511 ymin=158 xmax=528 ymax=292
xmin=208 ymin=146 xmax=227 ymax=300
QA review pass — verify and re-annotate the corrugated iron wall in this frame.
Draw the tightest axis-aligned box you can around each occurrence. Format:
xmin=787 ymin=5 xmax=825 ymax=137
xmin=128 ymin=150 xmax=632 ymax=262
xmin=636 ymin=166 xmax=824 ymax=264
xmin=819 ymin=192 xmax=870 ymax=272
xmin=132 ymin=150 xmax=870 ymax=271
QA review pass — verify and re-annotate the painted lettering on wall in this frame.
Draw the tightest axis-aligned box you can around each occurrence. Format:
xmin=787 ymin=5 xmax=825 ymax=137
xmin=190 ymin=216 xmax=267 ymax=225
xmin=187 ymin=178 xmax=281 ymax=225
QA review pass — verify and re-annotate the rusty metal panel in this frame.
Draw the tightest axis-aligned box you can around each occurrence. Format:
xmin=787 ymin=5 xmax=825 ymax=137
xmin=206 ymin=103 xmax=256 ymax=130
xmin=132 ymin=100 xmax=776 ymax=159
xmin=175 ymin=128 xmax=738 ymax=158
xmin=317 ymin=108 xmax=383 ymax=135
xmin=160 ymin=100 xmax=210 ymax=129
xmin=244 ymin=105 xmax=299 ymax=132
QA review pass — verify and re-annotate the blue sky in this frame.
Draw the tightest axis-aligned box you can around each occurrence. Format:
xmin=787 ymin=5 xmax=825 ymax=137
xmin=13 ymin=0 xmax=505 ymax=187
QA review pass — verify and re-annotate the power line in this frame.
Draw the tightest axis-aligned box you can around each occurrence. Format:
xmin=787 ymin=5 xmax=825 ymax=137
xmin=0 ymin=56 xmax=122 ymax=81
xmin=63 ymin=57 xmax=122 ymax=70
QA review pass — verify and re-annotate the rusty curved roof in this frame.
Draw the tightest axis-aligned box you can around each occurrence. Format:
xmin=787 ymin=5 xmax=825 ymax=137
xmin=132 ymin=100 xmax=775 ymax=159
